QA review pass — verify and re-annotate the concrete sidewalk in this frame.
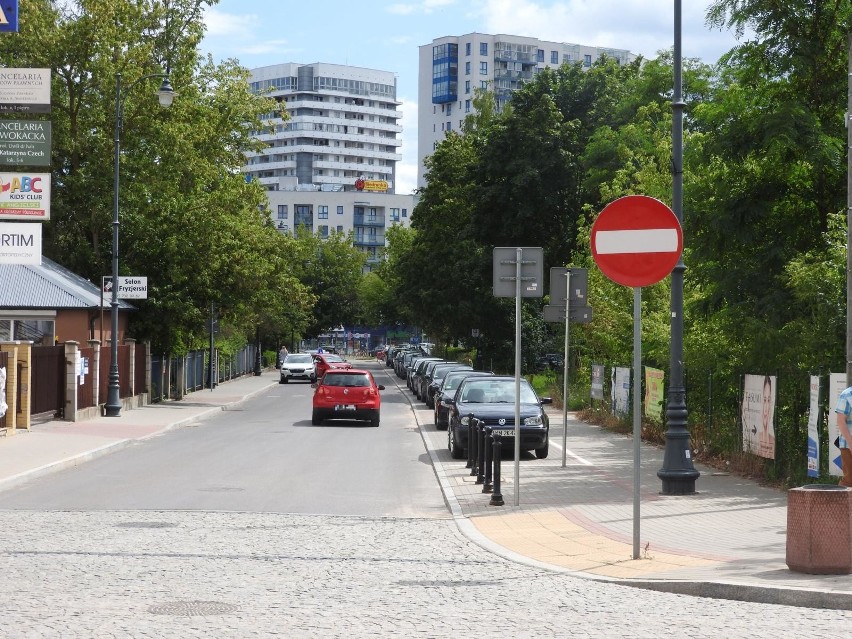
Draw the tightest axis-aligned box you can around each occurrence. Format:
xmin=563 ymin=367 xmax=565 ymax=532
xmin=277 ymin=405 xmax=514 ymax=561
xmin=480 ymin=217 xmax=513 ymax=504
xmin=2 ymin=364 xmax=851 ymax=610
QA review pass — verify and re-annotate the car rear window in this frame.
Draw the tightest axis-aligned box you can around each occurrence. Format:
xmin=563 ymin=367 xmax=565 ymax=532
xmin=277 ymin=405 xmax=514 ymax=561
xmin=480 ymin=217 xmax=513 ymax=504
xmin=323 ymin=373 xmax=371 ymax=387
xmin=461 ymin=380 xmax=537 ymax=403
xmin=287 ymin=354 xmax=312 ymax=364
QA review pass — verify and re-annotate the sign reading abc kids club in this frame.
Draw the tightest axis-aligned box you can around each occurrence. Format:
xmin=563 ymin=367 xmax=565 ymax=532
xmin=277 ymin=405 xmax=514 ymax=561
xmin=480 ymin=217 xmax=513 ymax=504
xmin=0 ymin=173 xmax=51 ymax=220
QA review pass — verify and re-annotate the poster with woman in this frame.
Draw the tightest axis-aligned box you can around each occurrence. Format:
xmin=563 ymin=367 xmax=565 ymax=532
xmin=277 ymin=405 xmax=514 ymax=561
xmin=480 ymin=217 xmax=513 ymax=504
xmin=742 ymin=374 xmax=776 ymax=459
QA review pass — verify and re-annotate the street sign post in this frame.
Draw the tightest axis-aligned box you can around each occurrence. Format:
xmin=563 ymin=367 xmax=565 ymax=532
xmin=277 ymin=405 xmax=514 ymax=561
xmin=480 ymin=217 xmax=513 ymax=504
xmin=591 ymin=195 xmax=683 ymax=560
xmin=492 ymin=246 xmax=543 ymax=507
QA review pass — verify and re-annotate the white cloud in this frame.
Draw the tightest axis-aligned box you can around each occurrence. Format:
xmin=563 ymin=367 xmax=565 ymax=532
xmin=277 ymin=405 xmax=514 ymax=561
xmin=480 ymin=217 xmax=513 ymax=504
xmin=204 ymin=8 xmax=256 ymax=38
xmin=388 ymin=0 xmax=457 ymax=16
xmin=470 ymin=0 xmax=740 ymax=63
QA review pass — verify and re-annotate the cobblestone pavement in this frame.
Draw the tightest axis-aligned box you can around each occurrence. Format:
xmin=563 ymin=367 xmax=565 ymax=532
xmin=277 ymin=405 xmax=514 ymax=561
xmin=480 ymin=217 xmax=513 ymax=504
xmin=2 ymin=510 xmax=851 ymax=638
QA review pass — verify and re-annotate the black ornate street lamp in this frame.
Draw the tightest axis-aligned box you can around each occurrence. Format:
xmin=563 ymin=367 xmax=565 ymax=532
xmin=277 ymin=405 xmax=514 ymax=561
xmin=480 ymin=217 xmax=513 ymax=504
xmin=658 ymin=0 xmax=699 ymax=492
xmin=105 ymin=71 xmax=175 ymax=417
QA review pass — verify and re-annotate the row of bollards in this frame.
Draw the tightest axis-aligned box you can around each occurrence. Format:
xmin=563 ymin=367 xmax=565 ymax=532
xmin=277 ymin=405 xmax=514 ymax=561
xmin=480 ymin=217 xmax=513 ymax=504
xmin=464 ymin=415 xmax=504 ymax=507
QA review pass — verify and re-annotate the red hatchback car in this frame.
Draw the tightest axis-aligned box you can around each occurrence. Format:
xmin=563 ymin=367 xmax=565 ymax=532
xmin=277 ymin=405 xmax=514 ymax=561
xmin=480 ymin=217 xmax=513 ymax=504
xmin=313 ymin=353 xmax=352 ymax=380
xmin=312 ymin=369 xmax=384 ymax=427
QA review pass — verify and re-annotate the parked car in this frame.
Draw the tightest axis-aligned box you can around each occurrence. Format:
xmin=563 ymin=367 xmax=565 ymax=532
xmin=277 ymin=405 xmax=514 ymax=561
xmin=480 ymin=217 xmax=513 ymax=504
xmin=410 ymin=357 xmax=442 ymax=395
xmin=414 ymin=359 xmax=447 ymax=401
xmin=447 ymin=376 xmax=551 ymax=459
xmin=425 ymin=364 xmax=472 ymax=409
xmin=535 ymin=353 xmax=564 ymax=370
xmin=433 ymin=370 xmax=493 ymax=430
xmin=279 ymin=353 xmax=317 ymax=384
xmin=311 ymin=369 xmax=384 ymax=427
xmin=313 ymin=353 xmax=352 ymax=379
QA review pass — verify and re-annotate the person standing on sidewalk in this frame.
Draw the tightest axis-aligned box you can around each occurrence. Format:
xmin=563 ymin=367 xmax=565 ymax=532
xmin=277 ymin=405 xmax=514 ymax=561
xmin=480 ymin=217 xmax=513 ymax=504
xmin=834 ymin=386 xmax=852 ymax=486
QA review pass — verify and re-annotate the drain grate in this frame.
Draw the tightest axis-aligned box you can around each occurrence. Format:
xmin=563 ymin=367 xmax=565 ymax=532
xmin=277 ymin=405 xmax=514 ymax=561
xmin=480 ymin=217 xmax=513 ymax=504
xmin=116 ymin=521 xmax=177 ymax=529
xmin=148 ymin=601 xmax=240 ymax=616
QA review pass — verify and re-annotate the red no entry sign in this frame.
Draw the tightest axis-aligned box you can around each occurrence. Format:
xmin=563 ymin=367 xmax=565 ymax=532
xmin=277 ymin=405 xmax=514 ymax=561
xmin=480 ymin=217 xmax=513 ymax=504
xmin=591 ymin=195 xmax=682 ymax=287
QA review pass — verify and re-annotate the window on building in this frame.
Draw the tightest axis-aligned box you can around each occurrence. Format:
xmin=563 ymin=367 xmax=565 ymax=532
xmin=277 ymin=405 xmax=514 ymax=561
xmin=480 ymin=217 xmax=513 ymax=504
xmin=465 ymin=80 xmax=470 ymax=94
xmin=446 ymin=103 xmax=452 ymax=116
xmin=337 ymin=225 xmax=344 ymax=233
xmin=465 ymin=61 xmax=471 ymax=75
xmin=368 ymin=207 xmax=378 ymax=221
xmin=465 ymin=100 xmax=471 ymax=113
xmin=465 ymin=42 xmax=471 ymax=56
xmin=319 ymin=225 xmax=329 ymax=238
xmin=337 ymin=205 xmax=344 ymax=215
xmin=537 ymin=49 xmax=545 ymax=63
xmin=402 ymin=209 xmax=408 ymax=218
xmin=584 ymin=54 xmax=592 ymax=67
xmin=479 ymin=61 xmax=487 ymax=75
xmin=480 ymin=80 xmax=489 ymax=90
xmin=551 ymin=50 xmax=558 ymax=64
xmin=446 ymin=121 xmax=452 ymax=131
xmin=480 ymin=42 xmax=488 ymax=56
xmin=277 ymin=204 xmax=288 ymax=219
xmin=390 ymin=208 xmax=400 ymax=221
xmin=318 ymin=205 xmax=328 ymax=219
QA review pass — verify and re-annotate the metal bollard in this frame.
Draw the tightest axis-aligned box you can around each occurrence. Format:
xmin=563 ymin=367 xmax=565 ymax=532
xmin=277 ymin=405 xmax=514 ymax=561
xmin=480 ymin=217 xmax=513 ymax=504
xmin=476 ymin=421 xmax=486 ymax=485
xmin=489 ymin=435 xmax=504 ymax=506
xmin=466 ymin=415 xmax=475 ymax=469
xmin=469 ymin=417 xmax=478 ymax=476
xmin=482 ymin=427 xmax=493 ymax=493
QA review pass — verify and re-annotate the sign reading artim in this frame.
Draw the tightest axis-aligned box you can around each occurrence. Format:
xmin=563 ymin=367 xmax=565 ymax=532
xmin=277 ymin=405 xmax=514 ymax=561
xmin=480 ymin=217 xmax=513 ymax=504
xmin=0 ymin=173 xmax=51 ymax=219
xmin=0 ymin=221 xmax=41 ymax=264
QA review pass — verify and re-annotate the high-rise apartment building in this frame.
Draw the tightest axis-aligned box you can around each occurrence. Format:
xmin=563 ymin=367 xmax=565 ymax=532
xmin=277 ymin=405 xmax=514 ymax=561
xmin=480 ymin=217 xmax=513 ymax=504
xmin=244 ymin=63 xmax=414 ymax=271
xmin=418 ymin=33 xmax=637 ymax=187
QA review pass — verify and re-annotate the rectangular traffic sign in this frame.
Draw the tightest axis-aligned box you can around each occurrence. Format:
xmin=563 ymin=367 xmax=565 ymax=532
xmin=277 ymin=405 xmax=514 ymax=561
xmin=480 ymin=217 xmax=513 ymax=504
xmin=549 ymin=267 xmax=588 ymax=304
xmin=492 ymin=247 xmax=543 ymax=298
xmin=543 ymin=304 xmax=593 ymax=324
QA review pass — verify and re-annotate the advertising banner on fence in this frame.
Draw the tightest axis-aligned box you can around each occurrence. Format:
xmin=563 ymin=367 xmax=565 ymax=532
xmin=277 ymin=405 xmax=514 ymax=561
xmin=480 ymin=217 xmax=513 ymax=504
xmin=0 ymin=68 xmax=50 ymax=113
xmin=644 ymin=366 xmax=665 ymax=421
xmin=829 ymin=373 xmax=846 ymax=477
xmin=807 ymin=375 xmax=820 ymax=477
xmin=741 ymin=374 xmax=776 ymax=459
xmin=591 ymin=364 xmax=604 ymax=400
xmin=612 ymin=366 xmax=630 ymax=417
xmin=0 ymin=172 xmax=51 ymax=219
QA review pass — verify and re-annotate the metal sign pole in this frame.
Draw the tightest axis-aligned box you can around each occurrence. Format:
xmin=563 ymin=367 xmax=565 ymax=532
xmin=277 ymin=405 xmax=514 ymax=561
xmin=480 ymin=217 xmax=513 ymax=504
xmin=562 ymin=270 xmax=571 ymax=467
xmin=514 ymin=247 xmax=522 ymax=507
xmin=633 ymin=286 xmax=642 ymax=559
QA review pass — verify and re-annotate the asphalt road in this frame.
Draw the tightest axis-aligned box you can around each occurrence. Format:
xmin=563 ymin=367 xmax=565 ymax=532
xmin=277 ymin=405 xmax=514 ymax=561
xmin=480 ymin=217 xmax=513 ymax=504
xmin=0 ymin=369 xmax=447 ymax=517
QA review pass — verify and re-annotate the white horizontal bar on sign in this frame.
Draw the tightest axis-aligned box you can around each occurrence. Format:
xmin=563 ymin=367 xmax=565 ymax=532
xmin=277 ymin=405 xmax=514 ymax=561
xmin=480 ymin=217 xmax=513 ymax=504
xmin=595 ymin=229 xmax=678 ymax=254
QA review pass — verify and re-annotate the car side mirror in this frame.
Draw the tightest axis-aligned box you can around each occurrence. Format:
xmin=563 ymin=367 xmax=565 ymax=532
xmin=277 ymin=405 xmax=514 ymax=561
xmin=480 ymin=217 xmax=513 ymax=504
xmin=378 ymin=385 xmax=385 ymax=391
xmin=311 ymin=383 xmax=318 ymax=389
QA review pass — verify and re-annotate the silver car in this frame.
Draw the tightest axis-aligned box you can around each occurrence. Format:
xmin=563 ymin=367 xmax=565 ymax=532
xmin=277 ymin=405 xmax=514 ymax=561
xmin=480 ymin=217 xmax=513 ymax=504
xmin=279 ymin=353 xmax=317 ymax=384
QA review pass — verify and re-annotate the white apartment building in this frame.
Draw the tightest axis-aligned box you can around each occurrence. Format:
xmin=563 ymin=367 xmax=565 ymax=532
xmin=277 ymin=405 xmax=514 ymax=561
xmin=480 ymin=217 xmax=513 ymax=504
xmin=418 ymin=33 xmax=638 ymax=187
xmin=244 ymin=63 xmax=414 ymax=270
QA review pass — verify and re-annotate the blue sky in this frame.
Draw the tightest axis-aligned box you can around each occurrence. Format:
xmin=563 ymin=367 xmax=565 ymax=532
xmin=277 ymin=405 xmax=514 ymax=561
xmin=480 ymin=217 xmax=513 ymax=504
xmin=201 ymin=1 xmax=743 ymax=194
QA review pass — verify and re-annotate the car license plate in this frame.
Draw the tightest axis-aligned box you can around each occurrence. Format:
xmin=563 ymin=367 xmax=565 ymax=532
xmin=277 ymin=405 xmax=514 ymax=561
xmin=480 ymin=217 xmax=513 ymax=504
xmin=492 ymin=429 xmax=515 ymax=437
xmin=335 ymin=404 xmax=356 ymax=411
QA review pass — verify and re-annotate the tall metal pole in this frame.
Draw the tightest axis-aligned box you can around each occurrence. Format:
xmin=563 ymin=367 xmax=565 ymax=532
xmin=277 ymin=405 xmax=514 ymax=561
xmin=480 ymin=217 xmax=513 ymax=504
xmin=513 ymin=247 xmax=522 ymax=506
xmin=105 ymin=73 xmax=123 ymax=417
xmin=633 ymin=287 xmax=642 ymax=558
xmin=657 ymin=0 xmax=699 ymax=492
xmin=104 ymin=71 xmax=174 ymax=416
xmin=847 ymin=34 xmax=852 ymax=386
xmin=562 ymin=270 xmax=571 ymax=467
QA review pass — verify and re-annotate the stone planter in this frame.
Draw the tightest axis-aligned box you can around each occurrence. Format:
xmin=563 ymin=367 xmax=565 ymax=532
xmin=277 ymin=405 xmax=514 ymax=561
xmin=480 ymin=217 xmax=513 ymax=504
xmin=786 ymin=484 xmax=852 ymax=574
